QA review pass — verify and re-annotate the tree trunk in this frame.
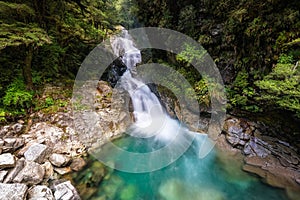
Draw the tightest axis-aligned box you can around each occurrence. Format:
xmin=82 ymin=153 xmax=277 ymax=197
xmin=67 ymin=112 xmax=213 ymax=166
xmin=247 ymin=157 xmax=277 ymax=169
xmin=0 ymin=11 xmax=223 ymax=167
xmin=23 ymin=45 xmax=34 ymax=90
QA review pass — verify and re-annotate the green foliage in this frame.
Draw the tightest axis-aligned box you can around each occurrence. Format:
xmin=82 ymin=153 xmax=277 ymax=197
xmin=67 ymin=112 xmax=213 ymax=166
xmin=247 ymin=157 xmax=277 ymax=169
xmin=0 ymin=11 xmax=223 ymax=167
xmin=0 ymin=22 xmax=51 ymax=49
xmin=176 ymin=43 xmax=207 ymax=64
xmin=2 ymin=79 xmax=33 ymax=115
xmin=0 ymin=0 xmax=122 ymax=120
xmin=33 ymin=42 xmax=66 ymax=79
xmin=0 ymin=108 xmax=6 ymax=122
xmin=193 ymin=79 xmax=210 ymax=106
xmin=0 ymin=1 xmax=35 ymax=23
xmin=227 ymin=70 xmax=260 ymax=112
xmin=134 ymin=0 xmax=299 ymax=117
xmin=255 ymin=62 xmax=300 ymax=116
xmin=45 ymin=97 xmax=55 ymax=107
xmin=278 ymin=53 xmax=294 ymax=64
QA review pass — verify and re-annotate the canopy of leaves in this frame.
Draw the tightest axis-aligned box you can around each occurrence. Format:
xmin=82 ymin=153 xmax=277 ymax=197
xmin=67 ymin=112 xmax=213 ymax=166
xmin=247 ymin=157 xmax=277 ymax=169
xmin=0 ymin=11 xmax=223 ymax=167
xmin=0 ymin=22 xmax=51 ymax=49
xmin=255 ymin=61 xmax=300 ymax=117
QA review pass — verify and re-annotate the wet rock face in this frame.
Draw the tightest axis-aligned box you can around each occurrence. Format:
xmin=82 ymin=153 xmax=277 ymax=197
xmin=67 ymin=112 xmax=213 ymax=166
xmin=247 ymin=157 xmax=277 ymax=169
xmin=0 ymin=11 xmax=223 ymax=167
xmin=101 ymin=57 xmax=127 ymax=87
xmin=223 ymin=117 xmax=300 ymax=192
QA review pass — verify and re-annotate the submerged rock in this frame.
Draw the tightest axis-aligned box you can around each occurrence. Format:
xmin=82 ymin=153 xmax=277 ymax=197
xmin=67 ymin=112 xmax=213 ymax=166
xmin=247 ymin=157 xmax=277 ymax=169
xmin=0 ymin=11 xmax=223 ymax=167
xmin=159 ymin=179 xmax=225 ymax=200
xmin=70 ymin=157 xmax=86 ymax=172
xmin=0 ymin=183 xmax=27 ymax=200
xmin=119 ymin=185 xmax=137 ymax=200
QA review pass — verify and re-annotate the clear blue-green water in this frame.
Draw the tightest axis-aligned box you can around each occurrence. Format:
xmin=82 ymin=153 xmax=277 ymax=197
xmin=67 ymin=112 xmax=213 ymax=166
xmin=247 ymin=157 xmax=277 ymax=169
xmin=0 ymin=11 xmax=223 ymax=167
xmin=86 ymin=134 xmax=288 ymax=200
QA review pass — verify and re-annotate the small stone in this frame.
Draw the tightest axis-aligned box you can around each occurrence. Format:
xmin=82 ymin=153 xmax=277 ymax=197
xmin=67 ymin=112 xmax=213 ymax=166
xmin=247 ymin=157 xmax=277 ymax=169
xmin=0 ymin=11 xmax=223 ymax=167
xmin=17 ymin=119 xmax=25 ymax=124
xmin=14 ymin=138 xmax=25 ymax=150
xmin=0 ymin=183 xmax=28 ymax=200
xmin=287 ymin=155 xmax=299 ymax=165
xmin=296 ymin=178 xmax=300 ymax=185
xmin=0 ymin=171 xmax=8 ymax=182
xmin=226 ymin=134 xmax=240 ymax=146
xmin=53 ymin=181 xmax=80 ymax=200
xmin=2 ymin=138 xmax=16 ymax=152
xmin=4 ymin=138 xmax=16 ymax=145
xmin=54 ymin=167 xmax=72 ymax=175
xmin=49 ymin=153 xmax=70 ymax=167
xmin=70 ymin=157 xmax=86 ymax=172
xmin=243 ymin=143 xmax=255 ymax=156
xmin=0 ymin=153 xmax=15 ymax=168
xmin=12 ymin=123 xmax=23 ymax=133
xmin=13 ymin=161 xmax=45 ymax=185
xmin=42 ymin=161 xmax=54 ymax=180
xmin=240 ymin=133 xmax=250 ymax=140
xmin=248 ymin=138 xmax=270 ymax=158
xmin=0 ymin=126 xmax=9 ymax=137
xmin=228 ymin=126 xmax=243 ymax=135
xmin=24 ymin=143 xmax=49 ymax=163
xmin=28 ymin=185 xmax=54 ymax=200
xmin=2 ymin=138 xmax=25 ymax=153
xmin=4 ymin=158 xmax=25 ymax=183
xmin=238 ymin=140 xmax=246 ymax=146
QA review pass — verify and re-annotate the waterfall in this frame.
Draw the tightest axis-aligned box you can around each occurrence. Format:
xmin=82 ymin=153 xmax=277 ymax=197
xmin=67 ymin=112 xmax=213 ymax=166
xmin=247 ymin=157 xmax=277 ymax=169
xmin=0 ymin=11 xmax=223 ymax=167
xmin=111 ymin=29 xmax=185 ymax=142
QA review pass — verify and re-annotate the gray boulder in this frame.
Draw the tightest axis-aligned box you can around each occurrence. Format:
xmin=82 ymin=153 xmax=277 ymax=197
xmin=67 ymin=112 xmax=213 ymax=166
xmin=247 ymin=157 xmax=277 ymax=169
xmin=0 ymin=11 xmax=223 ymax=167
xmin=2 ymin=138 xmax=25 ymax=153
xmin=24 ymin=143 xmax=49 ymax=163
xmin=3 ymin=158 xmax=25 ymax=183
xmin=13 ymin=161 xmax=45 ymax=185
xmin=0 ymin=153 xmax=15 ymax=168
xmin=0 ymin=183 xmax=28 ymax=200
xmin=27 ymin=185 xmax=55 ymax=200
xmin=49 ymin=153 xmax=70 ymax=167
xmin=53 ymin=181 xmax=80 ymax=200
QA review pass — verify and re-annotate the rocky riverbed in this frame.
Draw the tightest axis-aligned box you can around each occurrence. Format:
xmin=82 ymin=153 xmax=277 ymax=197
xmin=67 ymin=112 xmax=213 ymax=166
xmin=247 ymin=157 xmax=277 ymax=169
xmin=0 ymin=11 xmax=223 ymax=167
xmin=1 ymin=81 xmax=299 ymax=199
xmin=219 ymin=117 xmax=300 ymax=199
xmin=0 ymin=81 xmax=130 ymax=200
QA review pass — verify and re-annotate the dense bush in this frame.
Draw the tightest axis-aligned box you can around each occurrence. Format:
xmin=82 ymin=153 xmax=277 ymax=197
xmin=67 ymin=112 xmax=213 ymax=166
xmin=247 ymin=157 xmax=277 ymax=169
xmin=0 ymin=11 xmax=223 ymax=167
xmin=2 ymin=79 xmax=33 ymax=116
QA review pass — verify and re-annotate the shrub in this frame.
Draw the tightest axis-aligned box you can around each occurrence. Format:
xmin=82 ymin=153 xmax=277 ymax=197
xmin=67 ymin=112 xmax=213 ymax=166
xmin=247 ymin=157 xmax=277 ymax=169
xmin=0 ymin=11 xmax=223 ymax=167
xmin=2 ymin=78 xmax=33 ymax=115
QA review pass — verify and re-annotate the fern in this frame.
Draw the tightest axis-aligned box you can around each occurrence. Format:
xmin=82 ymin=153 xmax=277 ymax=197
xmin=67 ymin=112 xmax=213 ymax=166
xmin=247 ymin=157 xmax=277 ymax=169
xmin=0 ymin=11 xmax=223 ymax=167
xmin=2 ymin=79 xmax=33 ymax=114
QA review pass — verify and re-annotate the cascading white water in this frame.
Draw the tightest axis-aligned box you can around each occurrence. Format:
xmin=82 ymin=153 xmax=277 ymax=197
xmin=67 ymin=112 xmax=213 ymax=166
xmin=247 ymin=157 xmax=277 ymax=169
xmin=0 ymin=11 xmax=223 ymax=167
xmin=111 ymin=29 xmax=184 ymax=142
